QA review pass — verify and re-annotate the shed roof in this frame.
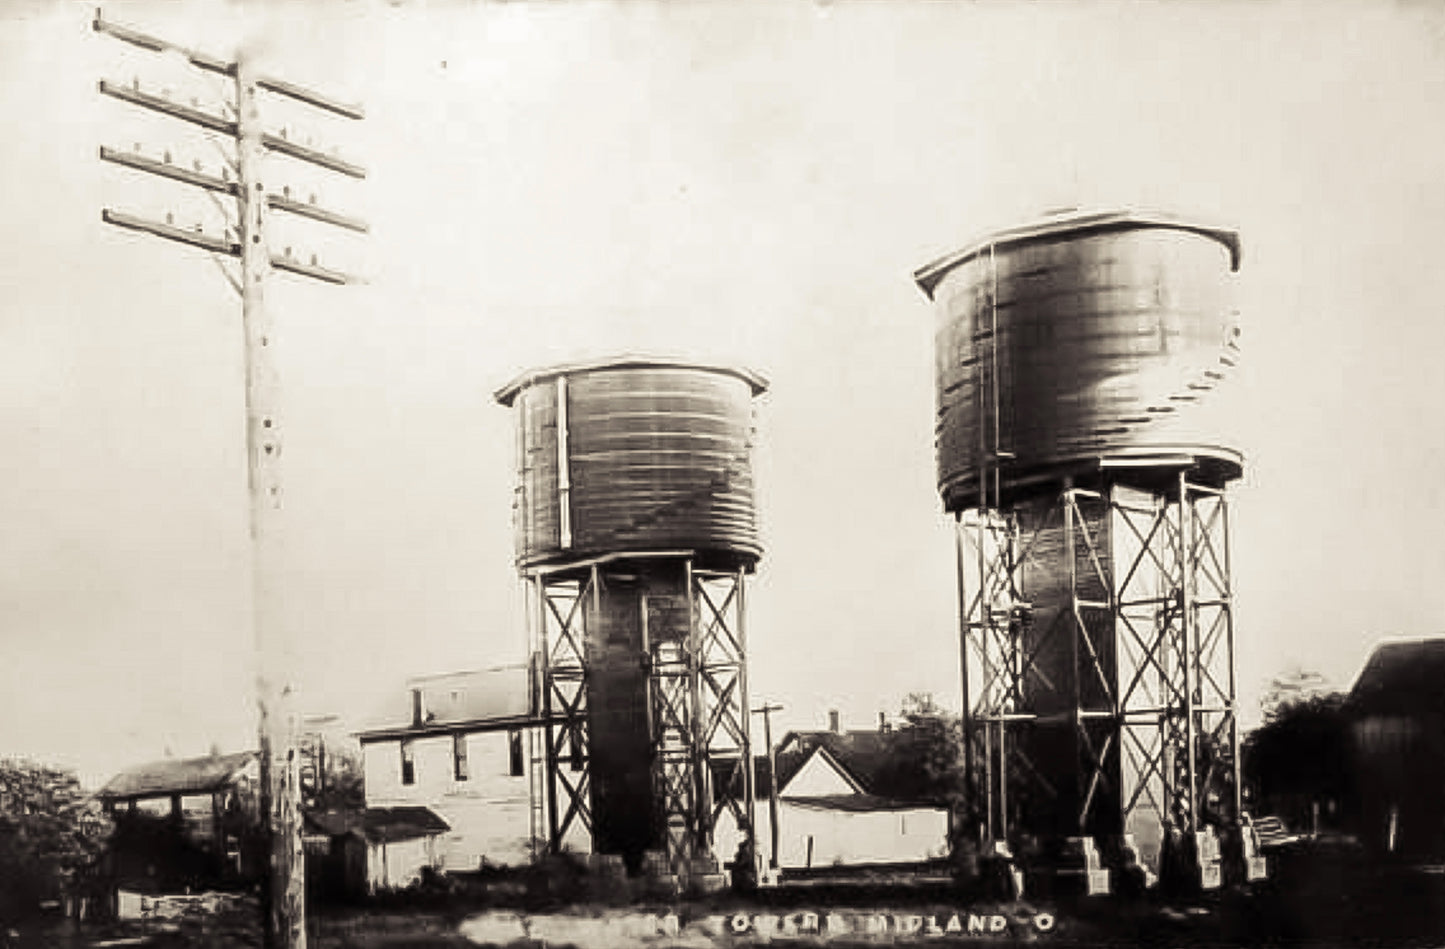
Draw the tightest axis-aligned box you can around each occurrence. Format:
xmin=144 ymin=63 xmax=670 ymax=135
xmin=98 ymin=751 xmax=256 ymax=801
xmin=304 ymin=806 xmax=450 ymax=844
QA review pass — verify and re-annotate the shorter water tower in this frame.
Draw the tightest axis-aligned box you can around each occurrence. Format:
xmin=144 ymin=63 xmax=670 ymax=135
xmin=914 ymin=211 xmax=1249 ymax=890
xmin=495 ymin=357 xmax=765 ymax=880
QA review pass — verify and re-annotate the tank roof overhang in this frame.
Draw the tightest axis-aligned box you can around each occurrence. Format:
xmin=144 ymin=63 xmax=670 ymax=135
xmin=940 ymin=445 xmax=1245 ymax=513
xmin=494 ymin=354 xmax=770 ymax=407
xmin=912 ymin=208 xmax=1243 ymax=300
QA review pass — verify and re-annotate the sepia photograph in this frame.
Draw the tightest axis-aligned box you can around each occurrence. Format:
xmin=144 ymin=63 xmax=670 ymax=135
xmin=3 ymin=1 xmax=1445 ymax=946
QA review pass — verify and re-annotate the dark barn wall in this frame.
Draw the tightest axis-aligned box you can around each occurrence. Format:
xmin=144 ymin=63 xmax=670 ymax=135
xmin=1352 ymin=714 xmax=1445 ymax=857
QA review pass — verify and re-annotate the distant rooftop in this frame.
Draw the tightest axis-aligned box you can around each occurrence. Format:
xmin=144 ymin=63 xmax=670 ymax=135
xmin=356 ymin=664 xmax=541 ymax=743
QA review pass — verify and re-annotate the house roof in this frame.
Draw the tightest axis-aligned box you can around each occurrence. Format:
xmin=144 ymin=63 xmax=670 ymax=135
xmin=304 ymin=806 xmax=450 ymax=844
xmin=1349 ymin=638 xmax=1445 ymax=716
xmin=356 ymin=665 xmax=540 ymax=743
xmin=98 ymin=751 xmax=256 ymax=801
xmin=776 ymin=730 xmax=893 ymax=793
xmin=712 ymin=728 xmax=927 ymax=804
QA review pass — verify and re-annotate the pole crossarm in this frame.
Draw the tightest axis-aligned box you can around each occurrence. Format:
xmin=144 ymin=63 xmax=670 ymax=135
xmin=95 ymin=9 xmax=364 ymax=119
xmin=270 ymin=253 xmax=354 ymax=286
xmin=102 ymin=209 xmax=359 ymax=285
xmin=94 ymin=10 xmax=233 ymax=75
xmin=100 ymin=145 xmax=235 ymax=193
xmin=257 ymin=75 xmax=365 ymax=121
xmin=261 ymin=134 xmax=366 ymax=179
xmin=102 ymin=208 xmax=238 ymax=255
xmin=267 ymin=193 xmax=369 ymax=233
xmin=102 ymin=147 xmax=366 ymax=237
xmin=97 ymin=83 xmax=366 ymax=180
xmin=99 ymin=79 xmax=237 ymax=134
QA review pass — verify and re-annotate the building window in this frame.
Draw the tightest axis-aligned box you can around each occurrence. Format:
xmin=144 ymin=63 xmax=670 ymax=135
xmin=454 ymin=733 xmax=469 ymax=782
xmin=400 ymin=740 xmax=415 ymax=786
xmin=508 ymin=729 xmax=524 ymax=777
xmin=411 ymin=689 xmax=424 ymax=726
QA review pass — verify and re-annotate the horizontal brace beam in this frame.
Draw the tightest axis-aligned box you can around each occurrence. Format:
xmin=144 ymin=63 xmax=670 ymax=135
xmin=1117 ymin=596 xmax=1177 ymax=607
xmin=524 ymin=550 xmax=698 ymax=577
xmin=100 ymin=146 xmax=236 ymax=195
xmin=268 ymin=193 xmax=368 ymax=233
xmin=99 ymin=80 xmax=236 ymax=135
xmin=102 ymin=208 xmax=237 ymax=255
xmin=262 ymin=133 xmax=366 ymax=179
xmin=970 ymin=713 xmax=1038 ymax=723
xmin=1118 ymin=705 xmax=1235 ymax=717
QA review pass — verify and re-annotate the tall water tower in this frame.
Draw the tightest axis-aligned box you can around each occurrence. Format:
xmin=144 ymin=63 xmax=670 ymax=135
xmin=495 ymin=357 xmax=765 ymax=880
xmin=914 ymin=211 xmax=1246 ymax=890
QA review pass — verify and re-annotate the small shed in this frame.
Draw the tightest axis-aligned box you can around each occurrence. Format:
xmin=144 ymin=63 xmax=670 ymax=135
xmin=98 ymin=751 xmax=260 ymax=886
xmin=303 ymin=805 xmax=451 ymax=894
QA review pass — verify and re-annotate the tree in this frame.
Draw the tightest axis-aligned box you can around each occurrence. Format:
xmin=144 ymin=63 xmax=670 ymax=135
xmin=1242 ymin=681 xmax=1351 ymax=831
xmin=0 ymin=759 xmax=112 ymax=921
xmin=877 ymin=693 xmax=969 ymax=809
xmin=301 ymin=743 xmax=365 ymax=812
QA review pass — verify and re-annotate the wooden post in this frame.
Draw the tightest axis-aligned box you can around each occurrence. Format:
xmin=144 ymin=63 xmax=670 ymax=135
xmin=93 ymin=17 xmax=364 ymax=945
xmin=213 ymin=792 xmax=225 ymax=876
xmin=752 ymin=702 xmax=783 ymax=870
xmin=237 ymin=53 xmax=305 ymax=949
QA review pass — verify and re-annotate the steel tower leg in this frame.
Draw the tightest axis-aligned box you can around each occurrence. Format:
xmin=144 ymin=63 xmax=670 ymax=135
xmin=958 ymin=507 xmax=1039 ymax=848
xmin=695 ymin=568 xmax=754 ymax=857
xmin=642 ymin=560 xmax=752 ymax=885
xmin=530 ymin=570 xmax=594 ymax=855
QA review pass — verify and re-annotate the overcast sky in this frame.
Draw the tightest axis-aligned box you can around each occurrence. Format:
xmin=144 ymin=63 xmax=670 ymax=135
xmin=3 ymin=0 xmax=1444 ymax=787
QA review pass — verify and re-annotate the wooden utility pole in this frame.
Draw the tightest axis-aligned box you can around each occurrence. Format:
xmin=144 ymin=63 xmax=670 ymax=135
xmin=94 ymin=11 xmax=365 ymax=948
xmin=751 ymin=702 xmax=784 ymax=870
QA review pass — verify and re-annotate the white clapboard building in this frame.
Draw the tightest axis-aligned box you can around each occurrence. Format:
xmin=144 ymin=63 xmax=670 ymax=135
xmin=357 ymin=665 xmax=569 ymax=878
xmin=714 ymin=719 xmax=951 ymax=871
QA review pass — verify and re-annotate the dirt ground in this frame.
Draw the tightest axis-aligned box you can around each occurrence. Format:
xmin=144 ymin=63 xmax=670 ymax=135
xmin=16 ymin=850 xmax=1445 ymax=949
